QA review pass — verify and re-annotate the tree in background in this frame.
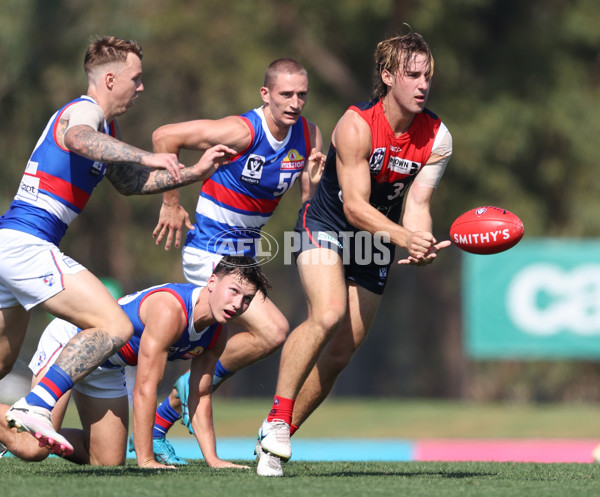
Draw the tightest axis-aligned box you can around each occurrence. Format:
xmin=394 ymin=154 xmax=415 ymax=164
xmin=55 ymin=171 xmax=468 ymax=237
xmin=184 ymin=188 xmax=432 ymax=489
xmin=1 ymin=0 xmax=599 ymax=401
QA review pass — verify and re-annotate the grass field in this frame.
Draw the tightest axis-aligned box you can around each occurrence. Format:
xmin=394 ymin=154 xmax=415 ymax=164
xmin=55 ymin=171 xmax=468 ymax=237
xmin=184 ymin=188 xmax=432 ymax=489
xmin=3 ymin=398 xmax=600 ymax=496
xmin=2 ymin=459 xmax=600 ymax=497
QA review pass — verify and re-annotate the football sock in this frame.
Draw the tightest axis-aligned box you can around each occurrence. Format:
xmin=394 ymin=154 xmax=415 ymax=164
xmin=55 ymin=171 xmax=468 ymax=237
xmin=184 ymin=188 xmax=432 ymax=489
xmin=290 ymin=424 xmax=299 ymax=436
xmin=212 ymin=359 xmax=232 ymax=388
xmin=25 ymin=365 xmax=74 ymax=411
xmin=153 ymin=396 xmax=181 ymax=438
xmin=267 ymin=395 xmax=295 ymax=426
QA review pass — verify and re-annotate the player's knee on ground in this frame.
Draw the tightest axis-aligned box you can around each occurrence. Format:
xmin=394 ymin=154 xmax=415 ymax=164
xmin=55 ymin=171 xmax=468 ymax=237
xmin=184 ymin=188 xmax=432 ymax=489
xmin=12 ymin=440 xmax=51 ymax=462
xmin=89 ymin=451 xmax=126 ymax=466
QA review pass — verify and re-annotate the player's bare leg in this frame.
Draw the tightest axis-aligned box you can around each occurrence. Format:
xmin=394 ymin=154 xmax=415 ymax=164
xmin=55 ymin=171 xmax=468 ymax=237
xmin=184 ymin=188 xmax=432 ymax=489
xmin=259 ymin=249 xmax=347 ymax=463
xmin=5 ymin=270 xmax=133 ymax=456
xmin=0 ymin=363 xmax=71 ymax=461
xmin=215 ymin=295 xmax=289 ymax=384
xmin=0 ymin=305 xmax=30 ymax=379
xmin=41 ymin=271 xmax=133 ymax=382
xmin=69 ymin=390 xmax=128 ymax=466
xmin=275 ymin=249 xmax=348 ymax=400
xmin=292 ymin=283 xmax=381 ymax=429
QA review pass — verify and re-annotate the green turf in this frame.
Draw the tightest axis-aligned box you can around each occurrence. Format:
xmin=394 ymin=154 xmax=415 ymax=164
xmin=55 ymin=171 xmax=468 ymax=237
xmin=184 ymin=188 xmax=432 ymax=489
xmin=1 ymin=459 xmax=599 ymax=497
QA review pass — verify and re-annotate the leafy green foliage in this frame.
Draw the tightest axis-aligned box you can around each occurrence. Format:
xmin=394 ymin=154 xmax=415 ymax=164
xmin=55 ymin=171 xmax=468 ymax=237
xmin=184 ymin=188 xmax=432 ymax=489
xmin=1 ymin=1 xmax=599 ymax=400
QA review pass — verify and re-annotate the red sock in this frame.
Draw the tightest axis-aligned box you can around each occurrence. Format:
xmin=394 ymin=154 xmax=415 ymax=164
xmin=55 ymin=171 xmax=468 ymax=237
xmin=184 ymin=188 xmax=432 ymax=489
xmin=290 ymin=424 xmax=299 ymax=436
xmin=267 ymin=395 xmax=295 ymax=426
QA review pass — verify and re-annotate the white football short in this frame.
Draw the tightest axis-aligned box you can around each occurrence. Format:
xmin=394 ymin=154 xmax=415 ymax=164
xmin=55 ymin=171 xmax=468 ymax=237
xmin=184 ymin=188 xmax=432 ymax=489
xmin=181 ymin=246 xmax=225 ymax=286
xmin=28 ymin=317 xmax=127 ymax=399
xmin=0 ymin=229 xmax=86 ymax=310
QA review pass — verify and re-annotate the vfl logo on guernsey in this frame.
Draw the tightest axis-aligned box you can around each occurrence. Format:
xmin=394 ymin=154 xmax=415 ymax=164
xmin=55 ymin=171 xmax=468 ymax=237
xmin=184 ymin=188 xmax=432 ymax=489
xmin=89 ymin=161 xmax=105 ymax=178
xmin=241 ymin=154 xmax=265 ymax=185
xmin=281 ymin=149 xmax=305 ymax=170
xmin=388 ymin=156 xmax=421 ymax=175
xmin=369 ymin=148 xmax=386 ymax=173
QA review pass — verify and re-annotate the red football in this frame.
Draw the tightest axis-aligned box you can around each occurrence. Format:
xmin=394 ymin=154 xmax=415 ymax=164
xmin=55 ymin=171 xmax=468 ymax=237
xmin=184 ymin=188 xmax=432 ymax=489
xmin=450 ymin=206 xmax=524 ymax=255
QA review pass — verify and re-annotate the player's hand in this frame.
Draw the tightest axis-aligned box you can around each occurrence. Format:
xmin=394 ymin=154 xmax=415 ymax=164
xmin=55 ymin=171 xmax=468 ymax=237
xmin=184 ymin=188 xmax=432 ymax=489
xmin=153 ymin=202 xmax=194 ymax=250
xmin=190 ymin=144 xmax=237 ymax=177
xmin=139 ymin=458 xmax=177 ymax=470
xmin=141 ymin=152 xmax=185 ymax=182
xmin=398 ymin=233 xmax=451 ymax=266
xmin=306 ymin=148 xmax=326 ymax=187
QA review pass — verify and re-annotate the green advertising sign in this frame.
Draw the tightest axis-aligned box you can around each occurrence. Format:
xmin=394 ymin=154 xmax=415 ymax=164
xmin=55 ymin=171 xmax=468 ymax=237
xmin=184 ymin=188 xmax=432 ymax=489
xmin=464 ymin=239 xmax=600 ymax=358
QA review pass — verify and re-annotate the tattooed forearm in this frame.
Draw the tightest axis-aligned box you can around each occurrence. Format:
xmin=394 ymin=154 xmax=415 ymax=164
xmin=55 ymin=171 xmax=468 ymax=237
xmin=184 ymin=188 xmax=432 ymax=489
xmin=106 ymin=163 xmax=203 ymax=195
xmin=69 ymin=127 xmax=150 ymax=164
xmin=54 ymin=329 xmax=126 ymax=383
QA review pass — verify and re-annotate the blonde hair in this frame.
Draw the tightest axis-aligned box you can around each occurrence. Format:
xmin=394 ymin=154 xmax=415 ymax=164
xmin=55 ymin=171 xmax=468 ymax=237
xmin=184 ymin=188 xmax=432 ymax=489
xmin=372 ymin=31 xmax=434 ymax=100
xmin=84 ymin=36 xmax=143 ymax=75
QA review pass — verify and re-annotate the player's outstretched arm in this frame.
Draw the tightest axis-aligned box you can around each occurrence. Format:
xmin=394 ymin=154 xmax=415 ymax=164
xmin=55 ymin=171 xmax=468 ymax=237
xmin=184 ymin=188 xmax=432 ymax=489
xmin=187 ymin=338 xmax=249 ymax=470
xmin=151 ymin=117 xmax=252 ymax=249
xmin=133 ymin=293 xmax=187 ymax=469
xmin=397 ymin=182 xmax=450 ymax=265
xmin=105 ymin=144 xmax=236 ymax=196
xmin=65 ymin=124 xmax=184 ymax=181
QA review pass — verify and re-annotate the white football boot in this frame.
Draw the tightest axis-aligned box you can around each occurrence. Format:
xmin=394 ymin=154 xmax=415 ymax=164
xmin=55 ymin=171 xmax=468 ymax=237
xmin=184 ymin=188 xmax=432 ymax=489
xmin=592 ymin=444 xmax=600 ymax=463
xmin=5 ymin=398 xmax=73 ymax=456
xmin=257 ymin=418 xmax=291 ymax=460
xmin=255 ymin=440 xmax=284 ymax=477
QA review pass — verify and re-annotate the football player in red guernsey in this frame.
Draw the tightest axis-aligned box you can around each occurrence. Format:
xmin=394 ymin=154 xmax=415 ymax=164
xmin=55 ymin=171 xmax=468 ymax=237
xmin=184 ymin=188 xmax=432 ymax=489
xmin=255 ymin=29 xmax=453 ymax=476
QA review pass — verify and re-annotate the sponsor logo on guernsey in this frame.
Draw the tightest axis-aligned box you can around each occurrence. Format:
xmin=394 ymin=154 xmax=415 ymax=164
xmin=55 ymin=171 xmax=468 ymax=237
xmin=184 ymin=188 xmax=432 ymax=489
xmin=388 ymin=156 xmax=421 ymax=175
xmin=280 ymin=149 xmax=305 ymax=170
xmin=317 ymin=231 xmax=343 ymax=249
xmin=369 ymin=147 xmax=386 ymax=173
xmin=17 ymin=174 xmax=40 ymax=201
xmin=241 ymin=154 xmax=265 ymax=185
xmin=379 ymin=267 xmax=388 ymax=282
xmin=181 ymin=346 xmax=205 ymax=359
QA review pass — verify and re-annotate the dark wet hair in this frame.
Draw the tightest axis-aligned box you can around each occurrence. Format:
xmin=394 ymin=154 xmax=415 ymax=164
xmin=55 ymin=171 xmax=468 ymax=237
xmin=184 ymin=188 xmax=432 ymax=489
xmin=213 ymin=255 xmax=271 ymax=298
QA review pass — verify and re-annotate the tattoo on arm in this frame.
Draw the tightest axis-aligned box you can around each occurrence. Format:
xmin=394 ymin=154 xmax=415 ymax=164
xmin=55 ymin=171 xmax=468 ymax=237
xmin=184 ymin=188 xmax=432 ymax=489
xmin=106 ymin=163 xmax=203 ymax=195
xmin=54 ymin=329 xmax=126 ymax=383
xmin=70 ymin=127 xmax=150 ymax=164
